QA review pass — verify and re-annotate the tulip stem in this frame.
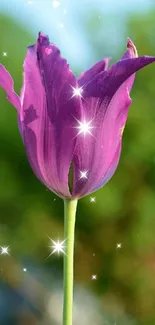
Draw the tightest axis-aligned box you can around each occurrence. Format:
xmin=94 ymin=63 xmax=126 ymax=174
xmin=63 ymin=199 xmax=78 ymax=325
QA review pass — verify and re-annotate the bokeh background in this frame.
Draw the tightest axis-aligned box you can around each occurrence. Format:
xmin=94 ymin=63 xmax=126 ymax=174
xmin=1 ymin=0 xmax=155 ymax=324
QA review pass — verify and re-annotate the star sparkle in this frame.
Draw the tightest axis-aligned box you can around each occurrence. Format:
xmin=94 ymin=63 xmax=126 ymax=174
xmin=0 ymin=246 xmax=10 ymax=255
xmin=3 ymin=52 xmax=7 ymax=57
xmin=71 ymin=86 xmax=83 ymax=98
xmin=23 ymin=268 xmax=27 ymax=272
xmin=77 ymin=119 xmax=95 ymax=136
xmin=79 ymin=170 xmax=88 ymax=179
xmin=90 ymin=197 xmax=96 ymax=203
xmin=116 ymin=243 xmax=122 ymax=249
xmin=92 ymin=274 xmax=97 ymax=280
xmin=48 ymin=238 xmax=66 ymax=258
xmin=72 ymin=116 xmax=95 ymax=138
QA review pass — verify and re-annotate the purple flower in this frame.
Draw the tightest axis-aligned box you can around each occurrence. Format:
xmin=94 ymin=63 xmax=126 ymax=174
xmin=0 ymin=33 xmax=154 ymax=199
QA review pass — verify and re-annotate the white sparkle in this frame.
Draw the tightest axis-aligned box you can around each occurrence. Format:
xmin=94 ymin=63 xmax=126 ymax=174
xmin=90 ymin=197 xmax=96 ymax=203
xmin=116 ymin=243 xmax=122 ymax=249
xmin=48 ymin=239 xmax=66 ymax=258
xmin=73 ymin=116 xmax=95 ymax=137
xmin=71 ymin=86 xmax=83 ymax=98
xmin=23 ymin=268 xmax=27 ymax=272
xmin=0 ymin=246 xmax=10 ymax=255
xmin=3 ymin=52 xmax=7 ymax=57
xmin=59 ymin=23 xmax=64 ymax=28
xmin=79 ymin=170 xmax=88 ymax=179
xmin=77 ymin=120 xmax=94 ymax=136
xmin=92 ymin=274 xmax=97 ymax=280
xmin=53 ymin=0 xmax=60 ymax=7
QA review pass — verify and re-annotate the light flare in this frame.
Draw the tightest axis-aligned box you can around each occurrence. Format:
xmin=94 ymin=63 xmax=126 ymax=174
xmin=71 ymin=86 xmax=83 ymax=98
xmin=0 ymin=246 xmax=10 ymax=255
xmin=90 ymin=197 xmax=96 ymax=203
xmin=79 ymin=170 xmax=88 ymax=179
xmin=47 ymin=237 xmax=67 ymax=258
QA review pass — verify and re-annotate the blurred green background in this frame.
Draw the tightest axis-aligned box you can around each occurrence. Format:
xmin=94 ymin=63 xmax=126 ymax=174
xmin=1 ymin=1 xmax=155 ymax=324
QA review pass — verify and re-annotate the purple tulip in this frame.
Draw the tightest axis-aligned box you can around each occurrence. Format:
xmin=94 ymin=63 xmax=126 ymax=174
xmin=1 ymin=32 xmax=155 ymax=325
xmin=0 ymin=33 xmax=155 ymax=199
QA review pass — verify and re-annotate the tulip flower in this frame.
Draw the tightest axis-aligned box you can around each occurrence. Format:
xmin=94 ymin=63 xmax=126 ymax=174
xmin=0 ymin=32 xmax=155 ymax=325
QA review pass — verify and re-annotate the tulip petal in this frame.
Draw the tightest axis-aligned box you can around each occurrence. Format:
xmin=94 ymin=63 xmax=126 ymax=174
xmin=121 ymin=38 xmax=138 ymax=61
xmin=120 ymin=38 xmax=138 ymax=93
xmin=72 ymin=55 xmax=155 ymax=197
xmin=92 ymin=143 xmax=121 ymax=192
xmin=21 ymin=32 xmax=82 ymax=198
xmin=91 ymin=38 xmax=138 ymax=192
xmin=77 ymin=58 xmax=109 ymax=87
xmin=0 ymin=65 xmax=21 ymax=113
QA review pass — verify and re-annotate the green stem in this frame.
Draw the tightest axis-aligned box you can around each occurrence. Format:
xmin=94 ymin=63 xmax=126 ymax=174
xmin=63 ymin=199 xmax=78 ymax=325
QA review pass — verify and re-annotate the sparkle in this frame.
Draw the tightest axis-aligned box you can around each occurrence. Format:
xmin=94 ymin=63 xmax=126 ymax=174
xmin=27 ymin=0 xmax=33 ymax=4
xmin=73 ymin=116 xmax=95 ymax=137
xmin=53 ymin=0 xmax=60 ymax=7
xmin=71 ymin=86 xmax=83 ymax=98
xmin=48 ymin=238 xmax=66 ymax=258
xmin=0 ymin=246 xmax=10 ymax=255
xmin=23 ymin=268 xmax=27 ymax=272
xmin=70 ymin=88 xmax=97 ymax=140
xmin=3 ymin=52 xmax=7 ymax=57
xmin=92 ymin=274 xmax=97 ymax=280
xmin=93 ymin=253 xmax=95 ymax=256
xmin=79 ymin=170 xmax=88 ymax=179
xmin=90 ymin=197 xmax=96 ymax=203
xmin=63 ymin=9 xmax=67 ymax=14
xmin=77 ymin=120 xmax=94 ymax=136
xmin=116 ymin=243 xmax=122 ymax=249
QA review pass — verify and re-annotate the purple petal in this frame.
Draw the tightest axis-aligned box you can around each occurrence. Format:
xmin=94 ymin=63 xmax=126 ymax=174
xmin=121 ymin=38 xmax=138 ymax=60
xmin=92 ymin=143 xmax=121 ymax=192
xmin=77 ymin=58 xmax=109 ymax=87
xmin=92 ymin=39 xmax=138 ymax=192
xmin=81 ymin=56 xmax=155 ymax=104
xmin=0 ymin=65 xmax=21 ymax=113
xmin=121 ymin=38 xmax=138 ymax=92
xmin=72 ymin=54 xmax=155 ymax=198
xmin=21 ymin=32 xmax=82 ymax=198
